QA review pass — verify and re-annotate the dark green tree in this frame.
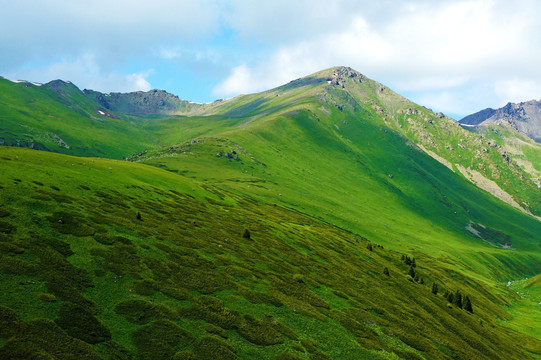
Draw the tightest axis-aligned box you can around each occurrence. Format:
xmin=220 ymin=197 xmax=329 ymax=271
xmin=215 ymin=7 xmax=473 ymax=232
xmin=419 ymin=278 xmax=424 ymax=285
xmin=408 ymin=266 xmax=415 ymax=278
xmin=447 ymin=292 xmax=454 ymax=304
xmin=411 ymin=257 xmax=416 ymax=268
xmin=431 ymin=283 xmax=438 ymax=295
xmin=404 ymin=256 xmax=412 ymax=266
xmin=367 ymin=243 xmax=373 ymax=251
xmin=243 ymin=229 xmax=251 ymax=239
xmin=464 ymin=296 xmax=473 ymax=313
xmin=454 ymin=291 xmax=463 ymax=309
xmin=383 ymin=267 xmax=390 ymax=276
xmin=136 ymin=211 xmax=142 ymax=221
xmin=401 ymin=254 xmax=405 ymax=261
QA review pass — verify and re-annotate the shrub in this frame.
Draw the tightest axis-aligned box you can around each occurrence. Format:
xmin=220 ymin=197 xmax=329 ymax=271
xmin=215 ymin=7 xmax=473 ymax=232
xmin=0 ymin=305 xmax=21 ymax=337
xmin=0 ymin=220 xmax=15 ymax=234
xmin=464 ymin=295 xmax=473 ymax=313
xmin=237 ymin=314 xmax=283 ymax=345
xmin=0 ymin=319 xmax=100 ymax=359
xmin=133 ymin=319 xmax=195 ymax=360
xmin=114 ymin=299 xmax=176 ymax=324
xmin=38 ymin=293 xmax=57 ymax=302
xmin=193 ymin=336 xmax=239 ymax=360
xmin=205 ymin=323 xmax=228 ymax=338
xmin=55 ymin=301 xmax=111 ymax=344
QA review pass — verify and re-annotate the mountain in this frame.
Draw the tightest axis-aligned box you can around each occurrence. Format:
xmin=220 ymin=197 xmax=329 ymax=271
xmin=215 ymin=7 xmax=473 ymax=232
xmin=1 ymin=68 xmax=541 ymax=359
xmin=460 ymin=100 xmax=541 ymax=143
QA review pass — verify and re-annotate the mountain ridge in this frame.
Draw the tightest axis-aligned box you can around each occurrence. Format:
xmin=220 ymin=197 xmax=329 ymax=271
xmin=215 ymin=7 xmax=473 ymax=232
xmin=460 ymin=99 xmax=541 ymax=143
xmin=1 ymin=66 xmax=541 ymax=359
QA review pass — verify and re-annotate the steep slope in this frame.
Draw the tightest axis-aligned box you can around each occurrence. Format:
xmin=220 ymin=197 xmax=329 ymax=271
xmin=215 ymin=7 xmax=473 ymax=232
xmin=2 ymin=70 xmax=539 ymax=220
xmin=134 ymin=68 xmax=541 ymax=281
xmin=0 ymin=77 xmax=157 ymax=158
xmin=1 ymin=147 xmax=540 ymax=360
xmin=460 ymin=100 xmax=541 ymax=142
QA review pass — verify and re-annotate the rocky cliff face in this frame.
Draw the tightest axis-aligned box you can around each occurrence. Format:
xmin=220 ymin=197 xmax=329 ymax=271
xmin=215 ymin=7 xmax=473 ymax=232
xmin=83 ymin=88 xmax=199 ymax=116
xmin=460 ymin=100 xmax=541 ymax=142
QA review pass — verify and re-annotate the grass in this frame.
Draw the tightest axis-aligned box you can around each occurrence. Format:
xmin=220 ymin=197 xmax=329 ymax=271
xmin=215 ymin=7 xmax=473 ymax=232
xmin=1 ymin=67 xmax=541 ymax=359
xmin=0 ymin=147 xmax=540 ymax=359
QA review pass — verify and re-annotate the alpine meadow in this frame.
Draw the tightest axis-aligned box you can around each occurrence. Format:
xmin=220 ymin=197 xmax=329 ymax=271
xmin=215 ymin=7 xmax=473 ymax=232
xmin=1 ymin=66 xmax=541 ymax=360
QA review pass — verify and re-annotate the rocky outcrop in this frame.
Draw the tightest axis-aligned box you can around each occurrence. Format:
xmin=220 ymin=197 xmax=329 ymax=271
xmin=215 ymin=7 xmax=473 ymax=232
xmin=460 ymin=100 xmax=541 ymax=142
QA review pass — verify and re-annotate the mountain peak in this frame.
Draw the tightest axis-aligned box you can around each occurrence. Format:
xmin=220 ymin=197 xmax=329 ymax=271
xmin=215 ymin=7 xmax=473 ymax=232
xmin=460 ymin=100 xmax=541 ymax=142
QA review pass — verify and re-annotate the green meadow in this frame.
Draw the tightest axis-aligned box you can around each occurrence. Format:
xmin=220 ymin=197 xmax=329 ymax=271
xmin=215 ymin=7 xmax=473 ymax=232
xmin=0 ymin=67 xmax=540 ymax=359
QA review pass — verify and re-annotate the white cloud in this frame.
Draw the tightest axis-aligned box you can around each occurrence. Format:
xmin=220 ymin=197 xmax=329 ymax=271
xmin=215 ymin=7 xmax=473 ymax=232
xmin=495 ymin=79 xmax=541 ymax=104
xmin=3 ymin=0 xmax=541 ymax=114
xmin=214 ymin=0 xmax=541 ymax=116
xmin=6 ymin=55 xmax=153 ymax=93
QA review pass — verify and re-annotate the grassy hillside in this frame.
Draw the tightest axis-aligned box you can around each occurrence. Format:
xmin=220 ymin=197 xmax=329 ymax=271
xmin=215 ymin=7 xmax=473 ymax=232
xmin=1 ymin=67 xmax=541 ymax=359
xmin=134 ymin=69 xmax=541 ymax=282
xmin=1 ymin=147 xmax=540 ymax=360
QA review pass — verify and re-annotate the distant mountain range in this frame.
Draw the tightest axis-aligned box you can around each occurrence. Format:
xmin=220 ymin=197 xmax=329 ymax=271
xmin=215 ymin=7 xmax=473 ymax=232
xmin=460 ymin=100 xmax=541 ymax=143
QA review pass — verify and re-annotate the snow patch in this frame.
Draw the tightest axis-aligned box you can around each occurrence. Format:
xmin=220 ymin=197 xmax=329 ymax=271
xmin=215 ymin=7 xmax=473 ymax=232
xmin=460 ymin=124 xmax=477 ymax=127
xmin=98 ymin=110 xmax=106 ymax=115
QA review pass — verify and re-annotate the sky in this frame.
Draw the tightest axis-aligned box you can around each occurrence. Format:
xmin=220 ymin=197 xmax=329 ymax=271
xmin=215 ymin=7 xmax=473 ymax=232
xmin=2 ymin=0 xmax=541 ymax=119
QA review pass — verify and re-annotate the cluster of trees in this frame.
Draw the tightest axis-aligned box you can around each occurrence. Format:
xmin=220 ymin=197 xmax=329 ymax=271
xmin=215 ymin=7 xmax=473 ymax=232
xmin=431 ymin=283 xmax=473 ymax=313
xmin=401 ymin=254 xmax=424 ymax=283
xmin=367 ymin=242 xmax=383 ymax=251
xmin=400 ymin=254 xmax=473 ymax=313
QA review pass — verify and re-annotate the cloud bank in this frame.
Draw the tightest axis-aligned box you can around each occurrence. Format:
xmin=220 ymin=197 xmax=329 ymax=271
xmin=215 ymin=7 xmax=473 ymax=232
xmin=2 ymin=0 xmax=541 ymax=116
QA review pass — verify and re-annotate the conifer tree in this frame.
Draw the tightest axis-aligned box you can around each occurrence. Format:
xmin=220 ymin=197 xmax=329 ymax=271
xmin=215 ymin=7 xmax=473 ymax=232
xmin=401 ymin=254 xmax=405 ymax=261
xmin=404 ymin=256 xmax=412 ymax=265
xmin=419 ymin=278 xmax=424 ymax=285
xmin=431 ymin=282 xmax=438 ymax=295
xmin=447 ymin=292 xmax=454 ymax=304
xmin=411 ymin=257 xmax=416 ymax=268
xmin=454 ymin=291 xmax=463 ymax=309
xmin=414 ymin=274 xmax=419 ymax=282
xmin=243 ymin=229 xmax=251 ymax=239
xmin=408 ymin=266 xmax=415 ymax=278
xmin=367 ymin=243 xmax=373 ymax=251
xmin=136 ymin=211 xmax=142 ymax=221
xmin=383 ymin=267 xmax=390 ymax=276
xmin=463 ymin=295 xmax=473 ymax=313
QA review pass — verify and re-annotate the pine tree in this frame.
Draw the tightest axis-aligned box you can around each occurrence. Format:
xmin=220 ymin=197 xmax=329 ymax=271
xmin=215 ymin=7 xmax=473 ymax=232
xmin=443 ymin=290 xmax=449 ymax=298
xmin=414 ymin=274 xmax=419 ymax=282
xmin=404 ymin=256 xmax=412 ymax=266
xmin=401 ymin=254 xmax=405 ymax=261
xmin=136 ymin=211 xmax=142 ymax=221
xmin=411 ymin=257 xmax=416 ymax=268
xmin=464 ymin=296 xmax=473 ymax=313
xmin=367 ymin=243 xmax=373 ymax=251
xmin=419 ymin=278 xmax=424 ymax=285
xmin=431 ymin=282 xmax=438 ymax=295
xmin=243 ymin=229 xmax=251 ymax=239
xmin=454 ymin=291 xmax=463 ymax=309
xmin=408 ymin=266 xmax=415 ymax=278
xmin=447 ymin=292 xmax=454 ymax=304
xmin=383 ymin=267 xmax=390 ymax=276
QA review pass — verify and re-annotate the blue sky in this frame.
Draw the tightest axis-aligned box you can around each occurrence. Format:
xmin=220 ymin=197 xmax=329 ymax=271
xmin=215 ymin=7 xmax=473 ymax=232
xmin=2 ymin=0 xmax=541 ymax=119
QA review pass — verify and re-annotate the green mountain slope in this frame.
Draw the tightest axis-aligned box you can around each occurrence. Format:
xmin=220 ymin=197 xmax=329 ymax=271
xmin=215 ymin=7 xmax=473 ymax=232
xmin=132 ymin=68 xmax=541 ymax=281
xmin=1 ymin=67 xmax=541 ymax=359
xmin=1 ymin=147 xmax=540 ymax=360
